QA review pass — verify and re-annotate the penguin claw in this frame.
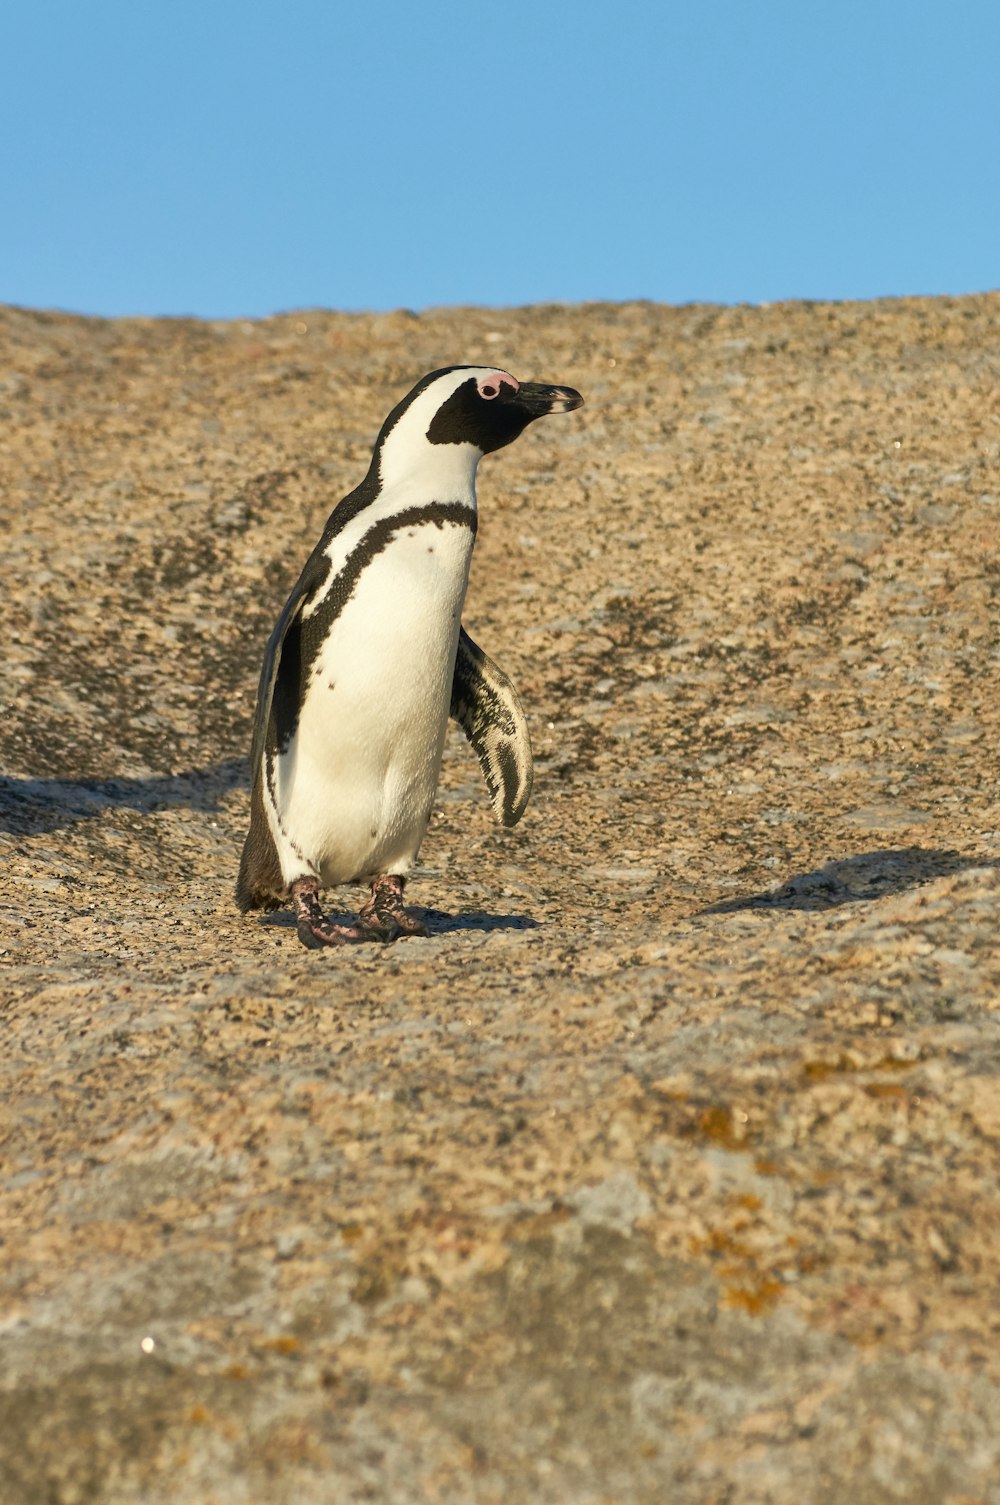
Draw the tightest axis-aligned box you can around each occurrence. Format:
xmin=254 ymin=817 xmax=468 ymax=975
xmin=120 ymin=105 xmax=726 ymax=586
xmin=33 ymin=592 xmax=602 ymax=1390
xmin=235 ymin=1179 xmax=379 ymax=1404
xmin=388 ymin=910 xmax=427 ymax=938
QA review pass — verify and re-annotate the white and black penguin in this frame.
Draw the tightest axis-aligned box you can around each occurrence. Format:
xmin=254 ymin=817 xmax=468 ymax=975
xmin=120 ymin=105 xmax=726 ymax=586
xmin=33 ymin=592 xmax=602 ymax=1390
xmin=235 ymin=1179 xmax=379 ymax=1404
xmin=236 ymin=365 xmax=584 ymax=949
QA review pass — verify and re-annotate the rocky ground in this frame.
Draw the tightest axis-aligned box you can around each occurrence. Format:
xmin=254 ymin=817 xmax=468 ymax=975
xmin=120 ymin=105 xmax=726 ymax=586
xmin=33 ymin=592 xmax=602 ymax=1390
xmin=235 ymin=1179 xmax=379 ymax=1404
xmin=1 ymin=292 xmax=999 ymax=1503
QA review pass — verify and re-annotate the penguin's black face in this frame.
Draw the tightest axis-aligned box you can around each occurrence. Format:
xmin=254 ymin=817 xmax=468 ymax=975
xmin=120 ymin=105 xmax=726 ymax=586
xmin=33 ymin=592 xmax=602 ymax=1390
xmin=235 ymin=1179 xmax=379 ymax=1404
xmin=425 ymin=369 xmax=584 ymax=455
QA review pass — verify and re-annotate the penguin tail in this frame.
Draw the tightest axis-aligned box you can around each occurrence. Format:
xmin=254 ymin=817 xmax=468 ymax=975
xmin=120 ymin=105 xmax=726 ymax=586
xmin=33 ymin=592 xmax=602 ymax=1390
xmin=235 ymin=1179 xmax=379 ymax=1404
xmin=235 ymin=778 xmax=286 ymax=913
xmin=235 ymin=843 xmax=285 ymax=914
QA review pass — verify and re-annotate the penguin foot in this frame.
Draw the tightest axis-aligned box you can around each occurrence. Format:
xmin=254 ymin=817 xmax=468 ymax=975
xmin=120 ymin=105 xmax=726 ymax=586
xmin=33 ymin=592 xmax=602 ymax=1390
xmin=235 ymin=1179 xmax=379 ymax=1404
xmin=358 ymin=874 xmax=428 ymax=939
xmin=290 ymin=875 xmax=426 ymax=950
xmin=291 ymin=877 xmax=375 ymax=949
xmin=295 ymin=916 xmax=372 ymax=949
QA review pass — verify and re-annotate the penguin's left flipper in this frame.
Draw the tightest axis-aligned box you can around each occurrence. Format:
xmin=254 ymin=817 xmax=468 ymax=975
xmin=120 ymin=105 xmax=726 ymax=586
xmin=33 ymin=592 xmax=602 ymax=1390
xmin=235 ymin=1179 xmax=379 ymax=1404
xmin=450 ymin=626 xmax=533 ymax=827
xmin=248 ymin=544 xmax=332 ymax=784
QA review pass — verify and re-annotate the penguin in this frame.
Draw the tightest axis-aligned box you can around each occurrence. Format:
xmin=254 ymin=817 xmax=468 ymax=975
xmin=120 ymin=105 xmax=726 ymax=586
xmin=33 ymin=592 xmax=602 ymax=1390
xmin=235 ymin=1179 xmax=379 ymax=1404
xmin=236 ymin=365 xmax=584 ymax=949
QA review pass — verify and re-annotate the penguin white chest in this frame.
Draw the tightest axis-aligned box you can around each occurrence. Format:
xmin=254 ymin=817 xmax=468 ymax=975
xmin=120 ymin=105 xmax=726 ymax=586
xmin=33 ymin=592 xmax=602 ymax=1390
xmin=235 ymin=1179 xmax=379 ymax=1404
xmin=274 ymin=514 xmax=475 ymax=885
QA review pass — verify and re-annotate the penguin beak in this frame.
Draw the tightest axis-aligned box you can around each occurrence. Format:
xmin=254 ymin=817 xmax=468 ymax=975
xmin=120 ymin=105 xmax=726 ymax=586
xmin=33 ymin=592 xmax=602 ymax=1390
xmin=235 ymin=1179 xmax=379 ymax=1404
xmin=514 ymin=382 xmax=585 ymax=416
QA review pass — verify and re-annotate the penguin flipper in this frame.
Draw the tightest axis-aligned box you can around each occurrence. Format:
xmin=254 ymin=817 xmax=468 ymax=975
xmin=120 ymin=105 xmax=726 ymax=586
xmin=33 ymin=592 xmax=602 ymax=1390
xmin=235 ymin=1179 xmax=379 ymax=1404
xmin=450 ymin=626 xmax=533 ymax=827
xmin=249 ymin=546 xmax=330 ymax=786
xmin=237 ymin=549 xmax=335 ymax=920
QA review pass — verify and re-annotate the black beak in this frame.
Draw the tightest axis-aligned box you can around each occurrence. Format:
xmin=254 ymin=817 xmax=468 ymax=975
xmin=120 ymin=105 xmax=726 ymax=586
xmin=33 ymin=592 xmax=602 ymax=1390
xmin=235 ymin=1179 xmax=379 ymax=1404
xmin=514 ymin=382 xmax=585 ymax=416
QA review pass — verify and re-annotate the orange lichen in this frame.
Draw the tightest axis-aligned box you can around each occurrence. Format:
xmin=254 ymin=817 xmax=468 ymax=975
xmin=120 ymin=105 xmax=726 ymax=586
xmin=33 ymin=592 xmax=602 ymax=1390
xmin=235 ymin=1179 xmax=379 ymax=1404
xmin=721 ymin=1278 xmax=784 ymax=1315
xmin=259 ymin=1334 xmax=300 ymax=1354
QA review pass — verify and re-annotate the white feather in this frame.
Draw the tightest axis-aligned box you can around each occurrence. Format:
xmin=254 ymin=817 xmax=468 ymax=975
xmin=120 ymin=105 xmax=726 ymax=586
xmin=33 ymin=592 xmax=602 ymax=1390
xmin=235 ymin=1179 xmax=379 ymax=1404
xmin=268 ymin=517 xmax=473 ymax=885
xmin=264 ymin=368 xmax=517 ymax=888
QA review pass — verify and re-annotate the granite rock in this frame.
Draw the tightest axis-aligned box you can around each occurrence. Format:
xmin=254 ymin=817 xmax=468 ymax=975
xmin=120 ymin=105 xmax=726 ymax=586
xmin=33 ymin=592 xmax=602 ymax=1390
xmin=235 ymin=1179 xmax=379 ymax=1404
xmin=2 ymin=294 xmax=999 ymax=1503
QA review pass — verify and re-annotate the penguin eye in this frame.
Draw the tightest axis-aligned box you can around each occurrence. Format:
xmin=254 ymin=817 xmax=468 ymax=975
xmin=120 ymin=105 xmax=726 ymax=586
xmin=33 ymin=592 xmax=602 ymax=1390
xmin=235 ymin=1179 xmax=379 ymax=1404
xmin=475 ymin=374 xmax=519 ymax=402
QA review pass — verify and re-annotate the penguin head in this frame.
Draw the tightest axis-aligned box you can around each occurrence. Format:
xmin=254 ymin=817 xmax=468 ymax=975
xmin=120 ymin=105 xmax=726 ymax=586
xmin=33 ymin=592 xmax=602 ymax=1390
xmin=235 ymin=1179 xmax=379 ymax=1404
xmin=374 ymin=366 xmax=584 ymax=490
xmin=423 ymin=367 xmax=584 ymax=454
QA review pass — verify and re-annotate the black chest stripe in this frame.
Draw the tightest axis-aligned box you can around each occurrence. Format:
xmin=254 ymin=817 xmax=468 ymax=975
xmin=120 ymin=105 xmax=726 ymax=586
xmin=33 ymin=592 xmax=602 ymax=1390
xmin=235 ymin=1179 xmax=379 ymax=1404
xmin=268 ymin=501 xmax=476 ymax=758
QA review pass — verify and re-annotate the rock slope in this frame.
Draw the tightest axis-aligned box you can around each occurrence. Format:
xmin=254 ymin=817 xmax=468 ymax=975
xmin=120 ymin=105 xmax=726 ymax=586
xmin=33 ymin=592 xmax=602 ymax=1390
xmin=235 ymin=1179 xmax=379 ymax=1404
xmin=1 ymin=294 xmax=999 ymax=1503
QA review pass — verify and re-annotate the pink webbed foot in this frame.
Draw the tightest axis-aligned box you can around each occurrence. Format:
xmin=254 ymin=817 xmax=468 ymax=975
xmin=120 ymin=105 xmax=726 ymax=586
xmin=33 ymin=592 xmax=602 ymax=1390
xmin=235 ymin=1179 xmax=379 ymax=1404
xmin=358 ymin=874 xmax=427 ymax=940
xmin=292 ymin=877 xmax=372 ymax=949
xmin=291 ymin=875 xmax=426 ymax=950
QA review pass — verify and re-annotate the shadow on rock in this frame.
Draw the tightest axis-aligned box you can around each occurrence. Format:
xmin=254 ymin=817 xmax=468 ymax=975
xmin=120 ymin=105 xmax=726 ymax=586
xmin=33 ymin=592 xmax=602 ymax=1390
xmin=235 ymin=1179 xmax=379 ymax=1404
xmin=703 ymin=846 xmax=996 ymax=915
xmin=420 ymin=909 xmax=539 ymax=936
xmin=0 ymin=761 xmax=246 ymax=835
xmin=260 ymin=908 xmax=538 ymax=937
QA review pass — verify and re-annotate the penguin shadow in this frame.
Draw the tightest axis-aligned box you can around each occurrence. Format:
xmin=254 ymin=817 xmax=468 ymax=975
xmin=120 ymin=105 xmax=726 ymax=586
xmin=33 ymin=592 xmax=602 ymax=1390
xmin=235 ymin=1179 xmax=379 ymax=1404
xmin=0 ymin=760 xmax=246 ymax=835
xmin=261 ymin=908 xmax=539 ymax=937
xmin=420 ymin=908 xmax=539 ymax=936
xmin=701 ymin=845 xmax=997 ymax=916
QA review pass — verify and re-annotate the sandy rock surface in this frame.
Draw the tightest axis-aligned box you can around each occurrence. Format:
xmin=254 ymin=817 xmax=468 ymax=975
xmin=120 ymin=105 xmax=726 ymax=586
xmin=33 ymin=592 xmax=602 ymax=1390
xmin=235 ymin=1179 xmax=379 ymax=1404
xmin=1 ymin=294 xmax=999 ymax=1503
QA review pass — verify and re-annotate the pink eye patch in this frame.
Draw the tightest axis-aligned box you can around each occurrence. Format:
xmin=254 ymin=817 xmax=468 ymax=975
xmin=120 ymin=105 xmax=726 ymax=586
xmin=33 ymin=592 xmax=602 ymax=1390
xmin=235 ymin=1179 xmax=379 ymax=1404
xmin=476 ymin=373 xmax=519 ymax=401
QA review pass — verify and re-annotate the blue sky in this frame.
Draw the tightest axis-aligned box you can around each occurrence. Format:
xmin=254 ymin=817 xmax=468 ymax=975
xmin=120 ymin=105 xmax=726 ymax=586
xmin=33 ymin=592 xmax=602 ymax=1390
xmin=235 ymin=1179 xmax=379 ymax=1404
xmin=2 ymin=1 xmax=997 ymax=318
